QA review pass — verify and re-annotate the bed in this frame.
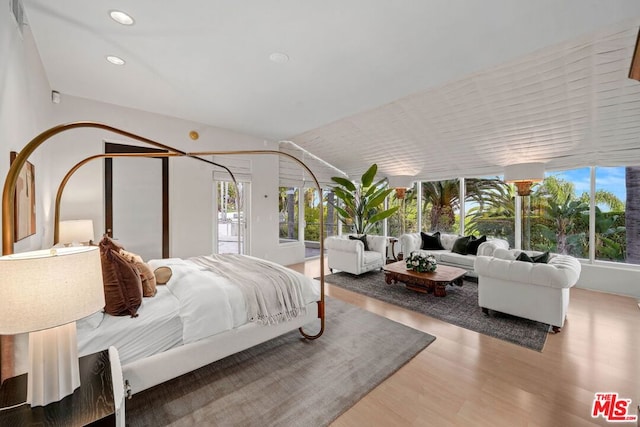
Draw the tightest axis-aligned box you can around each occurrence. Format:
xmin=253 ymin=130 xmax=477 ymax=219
xmin=76 ymin=253 xmax=321 ymax=395
xmin=1 ymin=122 xmax=327 ymax=394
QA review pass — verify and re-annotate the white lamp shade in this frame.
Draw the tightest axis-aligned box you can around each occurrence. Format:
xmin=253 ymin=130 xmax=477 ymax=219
xmin=504 ymin=162 xmax=545 ymax=183
xmin=59 ymin=219 xmax=94 ymax=244
xmin=0 ymin=246 xmax=105 ymax=334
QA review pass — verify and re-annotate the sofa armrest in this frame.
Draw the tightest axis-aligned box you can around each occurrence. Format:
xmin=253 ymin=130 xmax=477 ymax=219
xmin=477 ymin=238 xmax=509 ymax=257
xmin=366 ymin=235 xmax=388 ymax=255
xmin=324 ymin=236 xmax=365 ymax=255
xmin=399 ymin=233 xmax=421 ymax=257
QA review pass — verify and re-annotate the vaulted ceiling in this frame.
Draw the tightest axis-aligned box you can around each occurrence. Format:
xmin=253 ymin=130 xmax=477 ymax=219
xmin=22 ymin=1 xmax=640 ymax=180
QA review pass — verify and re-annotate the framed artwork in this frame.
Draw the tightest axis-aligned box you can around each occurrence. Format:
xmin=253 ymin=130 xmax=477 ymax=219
xmin=10 ymin=151 xmax=36 ymax=242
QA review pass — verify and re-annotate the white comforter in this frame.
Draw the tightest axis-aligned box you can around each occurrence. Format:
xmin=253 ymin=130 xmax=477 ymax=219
xmin=77 ymin=255 xmax=320 ymax=365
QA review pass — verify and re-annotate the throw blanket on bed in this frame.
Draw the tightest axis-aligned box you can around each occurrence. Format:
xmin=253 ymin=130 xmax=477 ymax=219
xmin=189 ymin=254 xmax=307 ymax=325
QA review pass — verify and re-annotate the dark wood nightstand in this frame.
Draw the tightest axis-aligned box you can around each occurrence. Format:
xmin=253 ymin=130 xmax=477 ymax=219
xmin=0 ymin=349 xmax=117 ymax=426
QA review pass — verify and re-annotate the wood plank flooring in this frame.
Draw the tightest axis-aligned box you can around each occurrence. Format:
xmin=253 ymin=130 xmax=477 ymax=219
xmin=288 ymin=258 xmax=640 ymax=426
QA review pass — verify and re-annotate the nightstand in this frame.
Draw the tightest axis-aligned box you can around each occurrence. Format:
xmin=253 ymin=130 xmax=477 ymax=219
xmin=0 ymin=349 xmax=120 ymax=426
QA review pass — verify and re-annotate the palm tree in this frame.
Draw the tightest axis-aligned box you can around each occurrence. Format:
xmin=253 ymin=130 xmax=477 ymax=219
xmin=587 ymin=206 xmax=626 ymax=260
xmin=421 ymin=180 xmax=459 ymax=231
xmin=625 ymin=166 xmax=640 ymax=264
xmin=539 ymin=195 xmax=588 ymax=254
xmin=464 ymin=179 xmax=515 ymax=242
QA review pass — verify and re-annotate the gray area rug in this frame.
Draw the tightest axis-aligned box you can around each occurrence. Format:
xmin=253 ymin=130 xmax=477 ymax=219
xmin=126 ymin=296 xmax=435 ymax=426
xmin=323 ymin=270 xmax=549 ymax=351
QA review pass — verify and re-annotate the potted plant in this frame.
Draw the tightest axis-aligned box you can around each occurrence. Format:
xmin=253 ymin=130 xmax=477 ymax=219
xmin=329 ymin=164 xmax=400 ymax=235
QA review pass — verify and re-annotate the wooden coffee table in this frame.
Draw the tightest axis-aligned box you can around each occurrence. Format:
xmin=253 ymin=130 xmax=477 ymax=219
xmin=383 ymin=260 xmax=466 ymax=297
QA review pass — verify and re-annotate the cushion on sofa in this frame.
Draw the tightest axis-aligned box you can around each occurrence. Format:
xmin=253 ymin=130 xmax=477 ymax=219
xmin=516 ymin=251 xmax=550 ymax=264
xmin=451 ymin=235 xmax=474 ymax=255
xmin=466 ymin=235 xmax=487 ymax=255
xmin=420 ymin=231 xmax=444 ymax=250
xmin=349 ymin=234 xmax=369 ymax=251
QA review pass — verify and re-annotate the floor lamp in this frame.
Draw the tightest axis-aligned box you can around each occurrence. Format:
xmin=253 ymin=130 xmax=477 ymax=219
xmin=504 ymin=162 xmax=545 ymax=250
xmin=0 ymin=246 xmax=104 ymax=406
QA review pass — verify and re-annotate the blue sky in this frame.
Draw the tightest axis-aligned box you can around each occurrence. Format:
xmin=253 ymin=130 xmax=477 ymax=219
xmin=550 ymin=167 xmax=626 ymax=204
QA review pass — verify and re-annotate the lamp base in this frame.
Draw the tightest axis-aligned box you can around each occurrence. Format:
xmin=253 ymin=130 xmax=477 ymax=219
xmin=28 ymin=322 xmax=80 ymax=407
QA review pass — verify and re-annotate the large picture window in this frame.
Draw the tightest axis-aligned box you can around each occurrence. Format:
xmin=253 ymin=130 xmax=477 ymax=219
xmin=465 ymin=177 xmax=515 ymax=247
xmin=420 ymin=180 xmax=460 ymax=234
xmin=388 ymin=183 xmax=418 ymax=237
xmin=594 ymin=167 xmax=627 ymax=263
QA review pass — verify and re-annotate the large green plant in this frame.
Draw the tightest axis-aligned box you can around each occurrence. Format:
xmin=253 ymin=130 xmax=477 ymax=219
xmin=329 ymin=164 xmax=399 ymax=235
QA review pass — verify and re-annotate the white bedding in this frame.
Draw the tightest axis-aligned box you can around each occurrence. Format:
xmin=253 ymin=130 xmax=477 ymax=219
xmin=77 ymin=286 xmax=183 ymax=365
xmin=77 ymin=255 xmax=320 ymax=366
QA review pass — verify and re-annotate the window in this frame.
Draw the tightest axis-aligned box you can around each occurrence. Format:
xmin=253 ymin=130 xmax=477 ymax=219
xmin=279 ymin=187 xmax=299 ymax=242
xmin=527 ymin=168 xmax=590 ymax=258
xmin=420 ymin=180 xmax=459 ymax=233
xmin=594 ymin=167 xmax=626 ymax=263
xmin=324 ymin=190 xmax=340 ymax=239
xmin=388 ymin=183 xmax=418 ymax=237
xmin=465 ymin=177 xmax=515 ymax=247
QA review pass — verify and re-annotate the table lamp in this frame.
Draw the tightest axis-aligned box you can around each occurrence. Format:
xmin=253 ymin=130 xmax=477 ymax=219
xmin=58 ymin=219 xmax=95 ymax=245
xmin=0 ymin=246 xmax=104 ymax=406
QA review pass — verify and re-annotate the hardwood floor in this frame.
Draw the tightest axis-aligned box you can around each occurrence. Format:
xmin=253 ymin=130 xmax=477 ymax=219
xmin=289 ymin=258 xmax=640 ymax=427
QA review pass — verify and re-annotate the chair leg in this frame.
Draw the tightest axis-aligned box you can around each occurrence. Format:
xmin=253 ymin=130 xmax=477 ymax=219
xmin=329 ymin=268 xmax=333 ymax=273
xmin=551 ymin=326 xmax=561 ymax=333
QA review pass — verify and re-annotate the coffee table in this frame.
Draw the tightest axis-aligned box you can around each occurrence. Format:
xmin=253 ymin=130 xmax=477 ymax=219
xmin=383 ymin=260 xmax=466 ymax=297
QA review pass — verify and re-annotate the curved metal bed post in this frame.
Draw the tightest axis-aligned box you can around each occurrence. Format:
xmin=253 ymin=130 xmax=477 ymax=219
xmin=2 ymin=121 xmax=239 ymax=256
xmin=189 ymin=150 xmax=325 ymax=340
xmin=0 ymin=121 xmax=251 ymax=382
xmin=52 ymin=152 xmax=244 ymax=263
xmin=53 ymin=152 xmax=182 ymax=243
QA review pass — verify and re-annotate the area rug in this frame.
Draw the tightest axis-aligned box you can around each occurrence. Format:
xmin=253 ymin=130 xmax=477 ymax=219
xmin=126 ymin=296 xmax=435 ymax=426
xmin=322 ymin=270 xmax=549 ymax=351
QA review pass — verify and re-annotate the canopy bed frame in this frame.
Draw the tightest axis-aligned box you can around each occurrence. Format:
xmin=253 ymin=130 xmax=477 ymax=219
xmin=1 ymin=122 xmax=326 ymax=392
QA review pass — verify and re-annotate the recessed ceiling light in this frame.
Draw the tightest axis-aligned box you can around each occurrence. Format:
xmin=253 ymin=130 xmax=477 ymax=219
xmin=269 ymin=52 xmax=289 ymax=64
xmin=106 ymin=55 xmax=125 ymax=65
xmin=109 ymin=10 xmax=135 ymax=26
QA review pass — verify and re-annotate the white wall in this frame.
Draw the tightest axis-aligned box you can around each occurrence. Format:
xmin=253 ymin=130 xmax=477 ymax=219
xmin=0 ymin=6 xmax=306 ymax=265
xmin=0 ymin=7 xmax=54 ymax=254
xmin=577 ymin=263 xmax=640 ymax=298
xmin=45 ymin=95 xmax=306 ymax=264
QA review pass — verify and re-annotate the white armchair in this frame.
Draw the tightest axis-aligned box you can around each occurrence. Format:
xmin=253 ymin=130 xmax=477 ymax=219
xmin=474 ymin=248 xmax=582 ymax=332
xmin=325 ymin=235 xmax=388 ymax=275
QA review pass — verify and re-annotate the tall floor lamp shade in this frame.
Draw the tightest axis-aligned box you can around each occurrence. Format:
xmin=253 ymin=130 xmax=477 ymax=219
xmin=387 ymin=175 xmax=414 ymax=199
xmin=0 ymin=246 xmax=104 ymax=406
xmin=504 ymin=162 xmax=545 ymax=196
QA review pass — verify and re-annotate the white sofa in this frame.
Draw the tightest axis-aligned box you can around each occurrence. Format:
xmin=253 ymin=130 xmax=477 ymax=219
xmin=398 ymin=232 xmax=509 ymax=277
xmin=325 ymin=234 xmax=388 ymax=275
xmin=474 ymin=248 xmax=582 ymax=332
